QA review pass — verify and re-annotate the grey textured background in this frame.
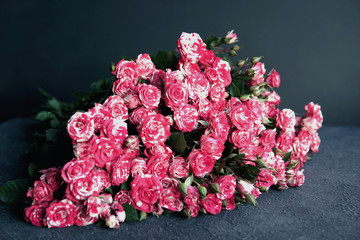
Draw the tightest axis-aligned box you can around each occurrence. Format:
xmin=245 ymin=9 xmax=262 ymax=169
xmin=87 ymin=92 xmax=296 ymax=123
xmin=0 ymin=0 xmax=359 ymax=124
xmin=1 ymin=118 xmax=359 ymax=239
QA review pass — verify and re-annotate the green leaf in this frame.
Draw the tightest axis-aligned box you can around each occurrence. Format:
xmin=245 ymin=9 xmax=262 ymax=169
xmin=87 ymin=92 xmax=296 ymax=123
xmin=122 ymin=204 xmax=139 ymax=222
xmin=120 ymin=181 xmax=130 ymax=191
xmin=48 ymin=98 xmax=62 ymax=113
xmin=45 ymin=128 xmax=60 ymax=143
xmin=28 ymin=163 xmax=43 ymax=178
xmin=283 ymin=151 xmax=292 ymax=162
xmin=35 ymin=111 xmax=54 ymax=122
xmin=226 ymin=82 xmax=241 ymax=98
xmin=151 ymin=50 xmax=177 ymax=70
xmin=105 ymin=187 xmax=113 ymax=195
xmin=167 ymin=132 xmax=186 ymax=155
xmin=204 ymin=35 xmax=222 ymax=50
xmin=0 ymin=179 xmax=31 ymax=204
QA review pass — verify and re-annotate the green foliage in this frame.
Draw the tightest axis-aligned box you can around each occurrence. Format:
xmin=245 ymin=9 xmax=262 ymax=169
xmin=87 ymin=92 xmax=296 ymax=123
xmin=0 ymin=179 xmax=31 ymax=204
xmin=122 ymin=204 xmax=139 ymax=222
xmin=167 ymin=132 xmax=186 ymax=155
xmin=150 ymin=50 xmax=178 ymax=70
xmin=204 ymin=35 xmax=222 ymax=50
xmin=283 ymin=151 xmax=292 ymax=162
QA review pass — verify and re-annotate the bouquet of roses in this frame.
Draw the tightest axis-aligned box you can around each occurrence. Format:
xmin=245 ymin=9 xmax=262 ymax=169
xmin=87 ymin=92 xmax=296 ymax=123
xmin=0 ymin=31 xmax=323 ymax=228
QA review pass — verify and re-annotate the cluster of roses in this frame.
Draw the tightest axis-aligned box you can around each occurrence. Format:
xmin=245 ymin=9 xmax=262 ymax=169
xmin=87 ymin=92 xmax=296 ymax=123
xmin=24 ymin=31 xmax=323 ymax=228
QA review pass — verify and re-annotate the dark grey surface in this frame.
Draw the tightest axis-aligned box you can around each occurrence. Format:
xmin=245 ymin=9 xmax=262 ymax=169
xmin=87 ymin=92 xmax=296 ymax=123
xmin=0 ymin=118 xmax=359 ymax=240
xmin=1 ymin=0 xmax=360 ymax=125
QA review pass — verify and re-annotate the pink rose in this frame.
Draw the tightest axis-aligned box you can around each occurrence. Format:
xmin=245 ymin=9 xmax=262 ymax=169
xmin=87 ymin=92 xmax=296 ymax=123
xmin=40 ymin=167 xmax=62 ymax=191
xmin=188 ymin=149 xmax=216 ymax=177
xmin=225 ymin=30 xmax=238 ymax=44
xmin=92 ymin=137 xmax=122 ymax=168
xmin=273 ymin=157 xmax=286 ymax=183
xmin=66 ymin=174 xmax=101 ymax=202
xmin=262 ymin=91 xmax=281 ymax=105
xmin=305 ymin=102 xmax=323 ymax=126
xmin=213 ymin=175 xmax=237 ymax=200
xmin=176 ymin=32 xmax=207 ymax=63
xmin=276 ymin=109 xmax=296 ymax=132
xmin=301 ymin=116 xmax=322 ymax=133
xmin=101 ymin=118 xmax=128 ymax=143
xmin=149 ymin=69 xmax=165 ymax=88
xmin=129 ymin=107 xmax=158 ymax=126
xmin=61 ymin=158 xmax=95 ymax=183
xmin=114 ymin=190 xmax=133 ymax=205
xmin=259 ymin=129 xmax=277 ymax=149
xmin=226 ymin=97 xmax=242 ymax=111
xmin=209 ymin=83 xmax=228 ymax=101
xmin=45 ymin=199 xmax=76 ymax=228
xmin=165 ymin=83 xmax=189 ymax=109
xmin=230 ymin=104 xmax=253 ymax=131
xmin=164 ymin=69 xmax=184 ymax=87
xmin=67 ymin=112 xmax=95 ymax=142
xmin=130 ymin=174 xmax=162 ymax=213
xmin=266 ymin=69 xmax=280 ymax=88
xmin=123 ymin=91 xmax=140 ymax=109
xmin=112 ymin=78 xmax=135 ymax=97
xmin=131 ymin=157 xmax=147 ymax=178
xmin=26 ymin=180 xmax=53 ymax=203
xmin=276 ymin=131 xmax=295 ymax=153
xmin=92 ymin=168 xmax=111 ymax=189
xmin=73 ymin=142 xmax=93 ymax=160
xmin=159 ymin=188 xmax=184 ymax=212
xmin=136 ymin=53 xmax=156 ymax=79
xmin=178 ymin=60 xmax=201 ymax=77
xmin=85 ymin=196 xmax=103 ymax=218
xmin=111 ymin=156 xmax=131 ymax=186
xmin=88 ymin=103 xmax=112 ymax=130
xmin=199 ymin=193 xmax=222 ymax=215
xmin=173 ymin=104 xmax=199 ymax=132
xmin=137 ymin=83 xmax=161 ymax=109
xmin=24 ymin=201 xmax=49 ymax=227
xmin=144 ymin=144 xmax=173 ymax=160
xmin=161 ymin=177 xmax=179 ymax=189
xmin=169 ymin=156 xmax=190 ymax=179
xmin=110 ymin=202 xmax=126 ymax=224
xmin=223 ymin=196 xmax=236 ymax=210
xmin=230 ymin=129 xmax=255 ymax=149
xmin=184 ymin=203 xmax=200 ymax=217
xmin=112 ymin=59 xmax=138 ymax=82
xmin=74 ymin=204 xmax=98 ymax=226
xmin=200 ymin=133 xmax=225 ymax=160
xmin=310 ymin=132 xmax=320 ymax=153
xmin=140 ymin=114 xmax=171 ymax=148
xmin=193 ymin=98 xmax=212 ymax=120
xmin=182 ymin=185 xmax=199 ymax=205
xmin=124 ymin=135 xmax=140 ymax=150
xmin=255 ymin=169 xmax=275 ymax=191
xmin=209 ymin=112 xmax=231 ymax=142
xmin=103 ymin=95 xmax=128 ymax=120
xmin=147 ymin=156 xmax=170 ymax=180
xmin=237 ymin=179 xmax=260 ymax=199
xmin=287 ymin=169 xmax=305 ymax=187
xmin=293 ymin=131 xmax=311 ymax=158
xmin=250 ymin=62 xmax=266 ymax=86
xmin=204 ymin=58 xmax=232 ymax=87
xmin=199 ymin=49 xmax=216 ymax=67
xmin=184 ymin=72 xmax=210 ymax=100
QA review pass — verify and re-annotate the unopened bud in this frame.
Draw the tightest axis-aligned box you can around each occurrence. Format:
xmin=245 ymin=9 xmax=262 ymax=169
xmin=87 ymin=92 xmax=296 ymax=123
xmin=110 ymin=62 xmax=116 ymax=72
xmin=251 ymin=56 xmax=263 ymax=64
xmin=231 ymin=45 xmax=240 ymax=51
xmin=165 ymin=115 xmax=174 ymax=126
xmin=259 ymin=186 xmax=268 ymax=193
xmin=105 ymin=215 xmax=120 ymax=229
xmin=139 ymin=211 xmax=147 ymax=221
xmin=180 ymin=183 xmax=188 ymax=195
xmin=198 ymin=186 xmax=207 ymax=196
xmin=210 ymin=183 xmax=221 ymax=193
xmin=229 ymin=50 xmax=237 ymax=56
xmin=237 ymin=59 xmax=246 ymax=67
